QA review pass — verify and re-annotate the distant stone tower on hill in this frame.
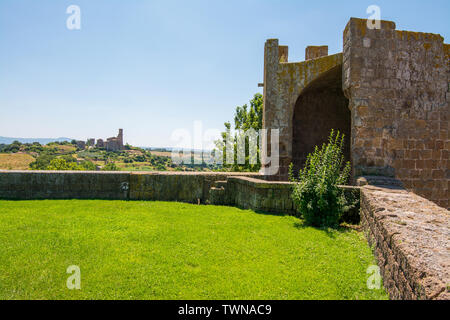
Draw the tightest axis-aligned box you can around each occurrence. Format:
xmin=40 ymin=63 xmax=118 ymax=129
xmin=118 ymin=129 xmax=123 ymax=147
xmin=104 ymin=129 xmax=124 ymax=151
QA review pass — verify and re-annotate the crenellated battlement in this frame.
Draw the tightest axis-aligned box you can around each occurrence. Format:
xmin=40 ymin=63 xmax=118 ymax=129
xmin=261 ymin=17 xmax=449 ymax=210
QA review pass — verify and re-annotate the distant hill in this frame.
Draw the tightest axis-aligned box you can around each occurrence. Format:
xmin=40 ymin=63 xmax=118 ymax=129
xmin=0 ymin=136 xmax=73 ymax=145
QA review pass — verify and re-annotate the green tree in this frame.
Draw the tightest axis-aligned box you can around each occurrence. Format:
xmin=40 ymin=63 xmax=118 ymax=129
xmin=2 ymin=141 xmax=22 ymax=153
xmin=216 ymin=93 xmax=263 ymax=172
xmin=60 ymin=155 xmax=77 ymax=163
xmin=46 ymin=158 xmax=81 ymax=171
xmin=79 ymin=160 xmax=97 ymax=171
xmin=234 ymin=93 xmax=263 ymax=131
xmin=30 ymin=154 xmax=56 ymax=170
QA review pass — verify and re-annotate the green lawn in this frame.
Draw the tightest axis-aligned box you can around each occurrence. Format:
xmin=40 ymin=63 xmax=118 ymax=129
xmin=0 ymin=200 xmax=387 ymax=300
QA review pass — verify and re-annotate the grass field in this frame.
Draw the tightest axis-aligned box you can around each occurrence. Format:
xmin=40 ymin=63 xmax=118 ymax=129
xmin=0 ymin=153 xmax=35 ymax=170
xmin=51 ymin=145 xmax=76 ymax=154
xmin=0 ymin=200 xmax=387 ymax=300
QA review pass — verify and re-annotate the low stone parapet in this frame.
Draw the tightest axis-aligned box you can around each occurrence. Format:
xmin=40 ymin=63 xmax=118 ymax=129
xmin=0 ymin=170 xmax=261 ymax=203
xmin=359 ymin=177 xmax=449 ymax=300
xmin=226 ymin=176 xmax=296 ymax=214
xmin=0 ymin=170 xmax=131 ymax=200
xmin=224 ymin=176 xmax=361 ymax=222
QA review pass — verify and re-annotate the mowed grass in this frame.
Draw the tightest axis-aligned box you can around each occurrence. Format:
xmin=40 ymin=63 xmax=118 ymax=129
xmin=0 ymin=200 xmax=387 ymax=300
xmin=0 ymin=153 xmax=35 ymax=170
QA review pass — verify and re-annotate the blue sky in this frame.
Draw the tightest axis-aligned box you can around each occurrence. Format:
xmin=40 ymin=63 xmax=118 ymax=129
xmin=0 ymin=0 xmax=449 ymax=147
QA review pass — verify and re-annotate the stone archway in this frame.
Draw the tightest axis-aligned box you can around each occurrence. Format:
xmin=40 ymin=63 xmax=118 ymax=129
xmin=262 ymin=39 xmax=346 ymax=180
xmin=292 ymin=65 xmax=351 ymax=173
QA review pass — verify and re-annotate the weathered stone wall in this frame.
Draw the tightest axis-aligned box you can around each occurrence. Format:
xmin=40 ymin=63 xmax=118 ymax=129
xmin=262 ymin=18 xmax=448 ymax=208
xmin=226 ymin=176 xmax=296 ymax=214
xmin=0 ymin=171 xmax=131 ymax=200
xmin=292 ymin=67 xmax=350 ymax=172
xmin=0 ymin=170 xmax=361 ymax=222
xmin=223 ymin=176 xmax=360 ymax=222
xmin=262 ymin=38 xmax=343 ymax=180
xmin=129 ymin=172 xmax=257 ymax=203
xmin=305 ymin=46 xmax=328 ymax=60
xmin=343 ymin=18 xmax=449 ymax=209
xmin=359 ymin=176 xmax=449 ymax=300
xmin=0 ymin=171 xmax=259 ymax=203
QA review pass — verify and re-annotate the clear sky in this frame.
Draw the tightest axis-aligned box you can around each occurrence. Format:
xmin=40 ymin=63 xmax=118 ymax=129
xmin=1 ymin=0 xmax=449 ymax=148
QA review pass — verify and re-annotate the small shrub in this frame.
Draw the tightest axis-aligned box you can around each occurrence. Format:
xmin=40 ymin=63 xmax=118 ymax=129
xmin=102 ymin=163 xmax=119 ymax=171
xmin=289 ymin=130 xmax=351 ymax=228
xmin=79 ymin=160 xmax=97 ymax=171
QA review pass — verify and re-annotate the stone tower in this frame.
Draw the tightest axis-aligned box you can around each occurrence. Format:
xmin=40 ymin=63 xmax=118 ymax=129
xmin=118 ymin=129 xmax=124 ymax=149
xmin=261 ymin=18 xmax=449 ymax=209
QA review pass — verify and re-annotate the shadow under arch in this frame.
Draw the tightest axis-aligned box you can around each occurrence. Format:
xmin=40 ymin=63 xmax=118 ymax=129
xmin=291 ymin=65 xmax=351 ymax=174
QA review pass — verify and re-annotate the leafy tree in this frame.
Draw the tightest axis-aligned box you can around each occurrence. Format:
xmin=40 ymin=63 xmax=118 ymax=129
xmin=289 ymin=130 xmax=351 ymax=228
xmin=234 ymin=93 xmax=263 ymax=131
xmin=60 ymin=155 xmax=77 ymax=163
xmin=79 ymin=160 xmax=96 ymax=171
xmin=29 ymin=155 xmax=56 ymax=170
xmin=1 ymin=141 xmax=22 ymax=153
xmin=216 ymin=93 xmax=263 ymax=172
xmin=46 ymin=158 xmax=81 ymax=171
xmin=134 ymin=155 xmax=146 ymax=162
xmin=22 ymin=142 xmax=44 ymax=153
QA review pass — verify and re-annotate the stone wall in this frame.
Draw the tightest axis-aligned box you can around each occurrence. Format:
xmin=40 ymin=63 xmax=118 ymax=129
xmin=226 ymin=176 xmax=296 ymax=214
xmin=262 ymin=38 xmax=343 ymax=180
xmin=0 ymin=170 xmax=361 ymax=222
xmin=0 ymin=171 xmax=259 ymax=203
xmin=222 ymin=176 xmax=360 ymax=223
xmin=0 ymin=171 xmax=131 ymax=200
xmin=343 ymin=18 xmax=449 ymax=209
xmin=305 ymin=45 xmax=328 ymax=60
xmin=292 ymin=66 xmax=350 ymax=172
xmin=262 ymin=18 xmax=449 ymax=209
xmin=359 ymin=177 xmax=449 ymax=300
xmin=129 ymin=172 xmax=257 ymax=203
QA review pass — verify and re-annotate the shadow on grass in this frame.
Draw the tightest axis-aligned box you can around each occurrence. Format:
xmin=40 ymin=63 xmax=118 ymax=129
xmin=249 ymin=208 xmax=360 ymax=238
xmin=252 ymin=209 xmax=290 ymax=218
xmin=292 ymin=220 xmax=358 ymax=238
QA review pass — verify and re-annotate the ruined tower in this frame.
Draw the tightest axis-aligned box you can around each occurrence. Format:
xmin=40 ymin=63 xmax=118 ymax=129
xmin=261 ymin=17 xmax=449 ymax=209
xmin=118 ymin=129 xmax=124 ymax=149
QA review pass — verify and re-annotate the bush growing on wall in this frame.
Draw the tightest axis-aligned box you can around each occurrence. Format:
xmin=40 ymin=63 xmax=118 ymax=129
xmin=289 ymin=130 xmax=351 ymax=228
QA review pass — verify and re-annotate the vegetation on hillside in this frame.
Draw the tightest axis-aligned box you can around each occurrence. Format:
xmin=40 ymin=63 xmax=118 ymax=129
xmin=0 ymin=153 xmax=35 ymax=170
xmin=0 ymin=140 xmax=222 ymax=172
xmin=1 ymin=94 xmax=265 ymax=172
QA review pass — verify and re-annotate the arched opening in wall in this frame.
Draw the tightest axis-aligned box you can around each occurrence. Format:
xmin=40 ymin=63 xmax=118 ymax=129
xmin=292 ymin=65 xmax=351 ymax=174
